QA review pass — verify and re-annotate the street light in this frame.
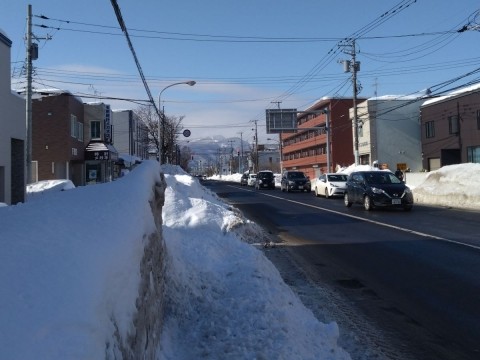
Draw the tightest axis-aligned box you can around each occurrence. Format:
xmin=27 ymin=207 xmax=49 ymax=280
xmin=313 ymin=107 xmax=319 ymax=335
xmin=158 ymin=80 xmax=196 ymax=164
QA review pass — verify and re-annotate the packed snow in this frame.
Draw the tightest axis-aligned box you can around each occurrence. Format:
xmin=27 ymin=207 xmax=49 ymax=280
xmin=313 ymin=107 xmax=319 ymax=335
xmin=0 ymin=161 xmax=478 ymax=359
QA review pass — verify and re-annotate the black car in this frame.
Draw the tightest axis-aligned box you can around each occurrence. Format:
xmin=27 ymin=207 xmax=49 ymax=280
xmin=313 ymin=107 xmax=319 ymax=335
xmin=344 ymin=171 xmax=413 ymax=211
xmin=240 ymin=173 xmax=249 ymax=186
xmin=255 ymin=170 xmax=275 ymax=190
xmin=280 ymin=170 xmax=311 ymax=192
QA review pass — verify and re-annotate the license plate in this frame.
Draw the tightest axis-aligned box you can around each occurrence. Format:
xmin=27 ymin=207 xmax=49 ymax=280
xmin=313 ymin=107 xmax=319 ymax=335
xmin=298 ymin=186 xmax=303 ymax=189
xmin=392 ymin=199 xmax=401 ymax=205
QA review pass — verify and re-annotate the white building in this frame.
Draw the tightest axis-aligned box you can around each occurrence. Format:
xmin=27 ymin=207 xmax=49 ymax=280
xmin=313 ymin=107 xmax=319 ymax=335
xmin=112 ymin=109 xmax=149 ymax=162
xmin=352 ymin=96 xmax=424 ymax=172
xmin=0 ymin=30 xmax=25 ymax=204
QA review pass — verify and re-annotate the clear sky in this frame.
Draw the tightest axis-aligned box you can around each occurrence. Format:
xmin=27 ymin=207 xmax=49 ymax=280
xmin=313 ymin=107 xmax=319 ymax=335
xmin=2 ymin=0 xmax=479 ymax=145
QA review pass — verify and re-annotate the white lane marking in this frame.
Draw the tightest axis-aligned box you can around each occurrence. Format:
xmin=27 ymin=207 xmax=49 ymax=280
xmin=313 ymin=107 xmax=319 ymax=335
xmin=228 ymin=185 xmax=480 ymax=251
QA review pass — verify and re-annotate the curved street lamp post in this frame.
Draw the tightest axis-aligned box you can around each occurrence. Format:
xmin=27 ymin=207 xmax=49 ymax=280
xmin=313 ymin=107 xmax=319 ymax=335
xmin=267 ymin=136 xmax=283 ymax=174
xmin=158 ymin=80 xmax=196 ymax=164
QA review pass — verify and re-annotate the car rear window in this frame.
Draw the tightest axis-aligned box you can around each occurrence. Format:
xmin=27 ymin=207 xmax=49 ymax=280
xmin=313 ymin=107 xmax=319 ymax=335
xmin=288 ymin=172 xmax=305 ymax=179
xmin=328 ymin=174 xmax=347 ymax=181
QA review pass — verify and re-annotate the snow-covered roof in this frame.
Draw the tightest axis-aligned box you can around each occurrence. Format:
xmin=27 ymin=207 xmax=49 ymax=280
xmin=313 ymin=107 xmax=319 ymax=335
xmin=422 ymin=82 xmax=480 ymax=107
xmin=367 ymin=94 xmax=424 ymax=101
xmin=28 ymin=88 xmax=84 ymax=103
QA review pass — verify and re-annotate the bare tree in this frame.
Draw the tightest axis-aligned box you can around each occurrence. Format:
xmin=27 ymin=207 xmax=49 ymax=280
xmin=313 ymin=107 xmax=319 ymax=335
xmin=178 ymin=145 xmax=192 ymax=170
xmin=134 ymin=106 xmax=188 ymax=163
xmin=163 ymin=115 xmax=185 ymax=164
xmin=135 ymin=105 xmax=159 ymax=158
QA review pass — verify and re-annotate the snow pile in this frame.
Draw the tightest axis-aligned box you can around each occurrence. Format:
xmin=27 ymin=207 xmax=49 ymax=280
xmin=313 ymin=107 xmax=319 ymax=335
xmin=412 ymin=163 xmax=480 ymax=210
xmin=26 ymin=179 xmax=75 ymax=201
xmin=159 ymin=164 xmax=350 ymax=359
xmin=0 ymin=162 xmax=161 ymax=359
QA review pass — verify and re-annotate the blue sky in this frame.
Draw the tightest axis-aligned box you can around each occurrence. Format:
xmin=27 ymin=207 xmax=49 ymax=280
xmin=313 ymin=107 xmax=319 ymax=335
xmin=2 ymin=0 xmax=479 ymax=144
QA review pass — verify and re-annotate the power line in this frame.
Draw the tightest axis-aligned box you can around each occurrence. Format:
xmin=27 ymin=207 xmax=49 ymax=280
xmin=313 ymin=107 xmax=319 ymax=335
xmin=109 ymin=0 xmax=158 ymax=114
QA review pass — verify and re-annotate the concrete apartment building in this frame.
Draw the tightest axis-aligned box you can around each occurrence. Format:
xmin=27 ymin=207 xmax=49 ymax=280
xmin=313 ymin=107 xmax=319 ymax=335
xmin=31 ymin=90 xmax=86 ymax=186
xmin=354 ymin=96 xmax=424 ymax=172
xmin=281 ymin=97 xmax=364 ymax=180
xmin=0 ymin=30 xmax=25 ymax=204
xmin=112 ymin=109 xmax=149 ymax=160
xmin=420 ymin=85 xmax=480 ymax=171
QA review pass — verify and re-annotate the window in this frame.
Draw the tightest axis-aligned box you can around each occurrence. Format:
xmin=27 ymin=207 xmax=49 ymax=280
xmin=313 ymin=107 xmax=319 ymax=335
xmin=70 ymin=115 xmax=77 ymax=138
xmin=90 ymin=120 xmax=101 ymax=140
xmin=477 ymin=110 xmax=480 ymax=130
xmin=78 ymin=122 xmax=84 ymax=141
xmin=425 ymin=121 xmax=435 ymax=138
xmin=467 ymin=146 xmax=480 ymax=163
xmin=448 ymin=115 xmax=459 ymax=134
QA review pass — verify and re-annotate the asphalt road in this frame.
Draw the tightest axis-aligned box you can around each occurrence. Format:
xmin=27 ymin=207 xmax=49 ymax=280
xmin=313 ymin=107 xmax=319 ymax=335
xmin=203 ymin=179 xmax=480 ymax=360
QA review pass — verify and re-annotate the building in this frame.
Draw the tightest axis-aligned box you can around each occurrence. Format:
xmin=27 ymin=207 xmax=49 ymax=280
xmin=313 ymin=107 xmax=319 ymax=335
xmin=112 ymin=109 xmax=149 ymax=160
xmin=260 ymin=142 xmax=281 ymax=173
xmin=281 ymin=97 xmax=364 ymax=180
xmin=0 ymin=30 xmax=25 ymax=204
xmin=420 ymin=84 xmax=480 ymax=171
xmin=31 ymin=90 xmax=86 ymax=186
xmin=353 ymin=96 xmax=424 ymax=172
xmin=84 ymin=103 xmax=119 ymax=184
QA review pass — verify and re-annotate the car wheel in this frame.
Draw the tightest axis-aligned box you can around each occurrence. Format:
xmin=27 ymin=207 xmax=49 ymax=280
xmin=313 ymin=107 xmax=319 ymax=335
xmin=281 ymin=183 xmax=285 ymax=192
xmin=325 ymin=188 xmax=329 ymax=199
xmin=344 ymin=193 xmax=352 ymax=207
xmin=364 ymin=195 xmax=373 ymax=211
xmin=314 ymin=187 xmax=319 ymax=197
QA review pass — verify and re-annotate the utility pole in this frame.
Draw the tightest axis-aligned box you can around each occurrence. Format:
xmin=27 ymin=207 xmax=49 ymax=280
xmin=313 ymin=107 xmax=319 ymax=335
xmin=271 ymin=101 xmax=282 ymax=109
xmin=238 ymin=132 xmax=243 ymax=173
xmin=227 ymin=139 xmax=234 ymax=174
xmin=341 ymin=39 xmax=361 ymax=166
xmin=324 ymin=108 xmax=331 ymax=172
xmin=252 ymin=120 xmax=259 ymax=172
xmin=352 ymin=40 xmax=360 ymax=166
xmin=26 ymin=4 xmax=33 ymax=184
xmin=25 ymin=4 xmax=50 ymax=184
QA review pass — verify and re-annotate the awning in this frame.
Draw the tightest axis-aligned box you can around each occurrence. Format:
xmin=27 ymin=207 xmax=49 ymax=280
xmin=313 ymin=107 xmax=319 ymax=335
xmin=85 ymin=141 xmax=118 ymax=161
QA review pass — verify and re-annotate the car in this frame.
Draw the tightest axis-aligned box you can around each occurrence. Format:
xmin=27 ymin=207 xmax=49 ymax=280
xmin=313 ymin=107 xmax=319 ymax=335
xmin=240 ymin=173 xmax=249 ymax=186
xmin=314 ymin=173 xmax=348 ymax=198
xmin=254 ymin=170 xmax=276 ymax=190
xmin=247 ymin=173 xmax=257 ymax=186
xmin=280 ymin=170 xmax=311 ymax=192
xmin=344 ymin=171 xmax=413 ymax=211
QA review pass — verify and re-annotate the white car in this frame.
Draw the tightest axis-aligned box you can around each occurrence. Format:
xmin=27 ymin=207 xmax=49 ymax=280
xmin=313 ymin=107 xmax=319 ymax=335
xmin=313 ymin=173 xmax=348 ymax=198
xmin=247 ymin=174 xmax=257 ymax=186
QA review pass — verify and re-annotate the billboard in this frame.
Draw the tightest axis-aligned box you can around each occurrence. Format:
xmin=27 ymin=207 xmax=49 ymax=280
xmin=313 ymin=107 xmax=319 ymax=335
xmin=265 ymin=108 xmax=297 ymax=134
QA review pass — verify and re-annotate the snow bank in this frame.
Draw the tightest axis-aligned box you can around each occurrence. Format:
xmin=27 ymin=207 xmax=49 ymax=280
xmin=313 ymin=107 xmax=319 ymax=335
xmin=413 ymin=163 xmax=480 ymax=210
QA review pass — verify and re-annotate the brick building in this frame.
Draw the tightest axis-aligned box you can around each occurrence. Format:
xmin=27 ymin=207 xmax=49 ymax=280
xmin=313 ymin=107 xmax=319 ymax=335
xmin=421 ymin=84 xmax=480 ymax=170
xmin=31 ymin=90 xmax=86 ymax=186
xmin=281 ymin=97 xmax=364 ymax=180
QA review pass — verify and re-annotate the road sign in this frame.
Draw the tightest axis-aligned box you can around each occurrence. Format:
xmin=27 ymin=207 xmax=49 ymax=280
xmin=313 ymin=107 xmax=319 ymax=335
xmin=265 ymin=109 xmax=297 ymax=133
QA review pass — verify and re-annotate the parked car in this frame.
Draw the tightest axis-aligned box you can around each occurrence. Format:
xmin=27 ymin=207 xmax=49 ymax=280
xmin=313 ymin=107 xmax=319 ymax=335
xmin=255 ymin=170 xmax=275 ymax=190
xmin=240 ymin=173 xmax=249 ymax=186
xmin=313 ymin=173 xmax=348 ymax=198
xmin=247 ymin=173 xmax=257 ymax=186
xmin=344 ymin=171 xmax=413 ymax=211
xmin=280 ymin=170 xmax=311 ymax=192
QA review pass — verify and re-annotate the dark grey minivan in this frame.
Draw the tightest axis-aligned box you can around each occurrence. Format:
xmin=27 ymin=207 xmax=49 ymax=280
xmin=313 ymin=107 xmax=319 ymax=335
xmin=344 ymin=171 xmax=413 ymax=211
